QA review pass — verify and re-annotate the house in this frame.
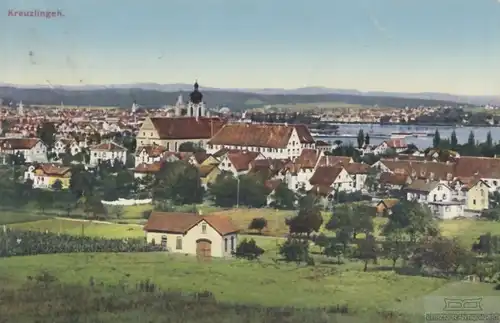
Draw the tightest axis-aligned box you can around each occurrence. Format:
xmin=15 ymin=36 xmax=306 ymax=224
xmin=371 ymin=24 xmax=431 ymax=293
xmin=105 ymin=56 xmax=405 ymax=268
xmin=405 ymin=179 xmax=440 ymax=203
xmin=134 ymin=162 xmax=162 ymax=179
xmin=375 ymin=198 xmax=399 ymax=215
xmin=217 ymin=150 xmax=265 ymax=176
xmin=187 ymin=152 xmax=209 ymax=167
xmin=428 ymin=201 xmax=465 ymax=219
xmin=136 ymin=117 xmax=226 ymax=152
xmin=143 ymin=212 xmax=240 ymax=258
xmin=24 ymin=164 xmax=71 ymax=189
xmin=283 ymin=149 xmax=323 ymax=191
xmin=199 ymin=164 xmax=221 ymax=188
xmin=264 ymin=179 xmax=283 ymax=206
xmin=344 ymin=163 xmax=370 ymax=191
xmin=309 ymin=166 xmax=355 ymax=194
xmin=315 ymin=140 xmax=330 ymax=152
xmin=378 ymin=172 xmax=409 ymax=191
xmin=206 ymin=123 xmax=315 ymax=160
xmin=454 ymin=157 xmax=500 ymax=192
xmin=89 ymin=141 xmax=127 ymax=166
xmin=373 ymin=139 xmax=408 ymax=155
xmin=0 ymin=138 xmax=48 ymax=163
xmin=463 ymin=179 xmax=490 ymax=211
xmin=135 ymin=144 xmax=168 ymax=166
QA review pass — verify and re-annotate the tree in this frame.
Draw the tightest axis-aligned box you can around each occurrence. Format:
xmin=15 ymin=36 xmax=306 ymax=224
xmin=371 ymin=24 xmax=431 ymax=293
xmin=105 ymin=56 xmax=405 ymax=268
xmin=324 ymin=238 xmax=345 ymax=264
xmin=433 ymin=129 xmax=441 ymax=148
xmin=35 ymin=189 xmax=54 ymax=214
xmin=326 ymin=203 xmax=374 ymax=240
xmin=51 ymin=179 xmax=63 ymax=191
xmin=357 ymin=129 xmax=365 ymax=149
xmin=285 ymin=194 xmax=323 ymax=236
xmin=153 ymin=161 xmax=204 ymax=205
xmin=382 ymin=200 xmax=439 ymax=243
xmin=36 ymin=122 xmax=57 ymax=149
xmin=279 ymin=238 xmax=311 ymax=264
xmin=486 ymin=131 xmax=493 ymax=149
xmin=272 ymin=182 xmax=296 ymax=210
xmin=248 ymin=217 xmax=267 ymax=235
xmin=83 ymin=195 xmax=107 ymax=220
xmin=233 ymin=239 xmax=265 ymax=260
xmin=382 ymin=231 xmax=412 ymax=270
xmin=209 ymin=172 xmax=269 ymax=208
xmin=450 ymin=130 xmax=458 ymax=150
xmin=111 ymin=205 xmax=124 ymax=219
xmin=355 ymin=234 xmax=378 ymax=272
xmin=411 ymin=236 xmax=470 ymax=274
xmin=481 ymin=207 xmax=500 ymax=221
xmin=467 ymin=130 xmax=475 ymax=147
xmin=178 ymin=141 xmax=205 ymax=153
xmin=471 ymin=233 xmax=500 ymax=256
xmin=364 ymin=133 xmax=370 ymax=146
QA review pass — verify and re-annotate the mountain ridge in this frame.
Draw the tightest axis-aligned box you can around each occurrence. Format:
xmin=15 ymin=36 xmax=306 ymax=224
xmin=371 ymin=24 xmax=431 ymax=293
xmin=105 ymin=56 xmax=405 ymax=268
xmin=1 ymin=83 xmax=497 ymax=105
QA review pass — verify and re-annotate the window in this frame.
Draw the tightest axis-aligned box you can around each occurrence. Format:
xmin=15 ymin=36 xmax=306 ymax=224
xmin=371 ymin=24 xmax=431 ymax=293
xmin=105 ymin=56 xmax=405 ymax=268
xmin=227 ymin=163 xmax=232 ymax=168
xmin=230 ymin=236 xmax=235 ymax=251
xmin=202 ymin=223 xmax=207 ymax=234
xmin=176 ymin=236 xmax=182 ymax=250
xmin=473 ymin=199 xmax=476 ymax=205
xmin=143 ymin=132 xmax=145 ymax=136
xmin=442 ymin=194 xmax=446 ymax=200
xmin=494 ymin=180 xmax=498 ymax=186
xmin=224 ymin=238 xmax=228 ymax=252
xmin=151 ymin=238 xmax=156 ymax=245
xmin=445 ymin=206 xmax=450 ymax=212
xmin=481 ymin=189 xmax=484 ymax=197
xmin=161 ymin=236 xmax=167 ymax=249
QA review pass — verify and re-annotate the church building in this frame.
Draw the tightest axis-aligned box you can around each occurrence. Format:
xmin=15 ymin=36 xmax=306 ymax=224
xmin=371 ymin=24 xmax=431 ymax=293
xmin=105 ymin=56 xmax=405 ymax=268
xmin=136 ymin=82 xmax=225 ymax=152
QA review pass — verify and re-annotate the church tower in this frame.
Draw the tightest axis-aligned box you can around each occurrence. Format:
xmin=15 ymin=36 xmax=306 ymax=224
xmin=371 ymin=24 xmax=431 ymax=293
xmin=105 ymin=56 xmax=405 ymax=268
xmin=18 ymin=101 xmax=24 ymax=116
xmin=175 ymin=93 xmax=184 ymax=117
xmin=187 ymin=81 xmax=205 ymax=119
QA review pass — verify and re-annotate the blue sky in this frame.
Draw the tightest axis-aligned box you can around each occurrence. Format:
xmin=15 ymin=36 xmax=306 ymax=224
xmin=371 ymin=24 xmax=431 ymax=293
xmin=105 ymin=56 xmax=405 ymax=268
xmin=1 ymin=0 xmax=500 ymax=95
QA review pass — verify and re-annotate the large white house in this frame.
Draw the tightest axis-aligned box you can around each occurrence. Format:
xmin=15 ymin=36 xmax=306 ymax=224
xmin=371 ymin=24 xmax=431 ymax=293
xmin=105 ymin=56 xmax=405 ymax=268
xmin=0 ymin=138 xmax=48 ymax=163
xmin=143 ymin=212 xmax=240 ymax=258
xmin=89 ymin=141 xmax=127 ymax=166
xmin=206 ymin=123 xmax=315 ymax=160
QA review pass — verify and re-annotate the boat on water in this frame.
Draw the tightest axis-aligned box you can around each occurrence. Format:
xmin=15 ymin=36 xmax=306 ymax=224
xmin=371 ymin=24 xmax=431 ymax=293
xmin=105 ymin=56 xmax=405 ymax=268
xmin=391 ymin=132 xmax=412 ymax=139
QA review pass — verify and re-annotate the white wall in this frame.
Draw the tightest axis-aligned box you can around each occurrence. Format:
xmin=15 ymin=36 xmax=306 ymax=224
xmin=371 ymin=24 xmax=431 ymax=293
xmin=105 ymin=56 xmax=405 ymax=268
xmin=146 ymin=219 xmax=237 ymax=258
xmin=101 ymin=198 xmax=152 ymax=206
xmin=90 ymin=149 xmax=127 ymax=166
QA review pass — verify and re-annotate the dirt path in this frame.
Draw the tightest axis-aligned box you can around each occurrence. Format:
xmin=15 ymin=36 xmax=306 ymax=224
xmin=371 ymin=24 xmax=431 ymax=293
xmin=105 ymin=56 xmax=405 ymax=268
xmin=54 ymin=217 xmax=142 ymax=227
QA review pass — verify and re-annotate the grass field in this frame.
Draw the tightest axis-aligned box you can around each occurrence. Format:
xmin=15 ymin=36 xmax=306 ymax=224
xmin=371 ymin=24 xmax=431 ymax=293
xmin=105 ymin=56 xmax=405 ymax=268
xmin=0 ymin=252 xmax=451 ymax=311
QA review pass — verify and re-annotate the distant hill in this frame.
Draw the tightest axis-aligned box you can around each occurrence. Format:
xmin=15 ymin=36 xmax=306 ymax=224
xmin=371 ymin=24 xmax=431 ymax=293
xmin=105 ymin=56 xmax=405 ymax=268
xmin=0 ymin=84 xmax=474 ymax=111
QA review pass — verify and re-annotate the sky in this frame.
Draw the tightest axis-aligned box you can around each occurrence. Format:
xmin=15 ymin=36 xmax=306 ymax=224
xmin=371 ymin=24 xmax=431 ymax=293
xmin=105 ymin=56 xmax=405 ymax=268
xmin=1 ymin=0 xmax=500 ymax=95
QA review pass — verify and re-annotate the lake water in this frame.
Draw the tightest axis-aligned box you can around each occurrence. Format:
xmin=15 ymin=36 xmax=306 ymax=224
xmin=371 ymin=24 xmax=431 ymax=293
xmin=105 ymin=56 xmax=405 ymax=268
xmin=314 ymin=124 xmax=498 ymax=149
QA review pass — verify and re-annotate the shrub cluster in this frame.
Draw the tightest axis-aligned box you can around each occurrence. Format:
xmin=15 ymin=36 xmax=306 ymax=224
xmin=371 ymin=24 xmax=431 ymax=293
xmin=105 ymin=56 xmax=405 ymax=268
xmin=0 ymin=229 xmax=163 ymax=257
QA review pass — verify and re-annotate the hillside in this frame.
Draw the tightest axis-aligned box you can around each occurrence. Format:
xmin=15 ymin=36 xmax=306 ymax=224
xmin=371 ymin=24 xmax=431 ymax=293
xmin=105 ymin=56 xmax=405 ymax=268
xmin=0 ymin=86 xmax=465 ymax=111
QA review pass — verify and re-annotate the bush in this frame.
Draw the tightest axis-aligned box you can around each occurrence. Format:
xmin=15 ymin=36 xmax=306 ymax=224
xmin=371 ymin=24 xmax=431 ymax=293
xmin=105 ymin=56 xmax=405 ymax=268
xmin=142 ymin=210 xmax=152 ymax=219
xmin=0 ymin=229 xmax=162 ymax=257
xmin=248 ymin=217 xmax=267 ymax=234
xmin=233 ymin=239 xmax=265 ymax=260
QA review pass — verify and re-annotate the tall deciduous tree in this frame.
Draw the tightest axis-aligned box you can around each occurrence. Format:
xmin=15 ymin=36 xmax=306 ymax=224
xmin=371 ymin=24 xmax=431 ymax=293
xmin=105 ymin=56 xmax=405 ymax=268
xmin=285 ymin=194 xmax=323 ymax=237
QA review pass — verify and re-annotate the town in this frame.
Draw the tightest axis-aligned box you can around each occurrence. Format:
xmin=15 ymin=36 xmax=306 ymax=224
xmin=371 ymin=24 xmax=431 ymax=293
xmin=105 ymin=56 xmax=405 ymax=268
xmin=1 ymin=81 xmax=500 ymax=322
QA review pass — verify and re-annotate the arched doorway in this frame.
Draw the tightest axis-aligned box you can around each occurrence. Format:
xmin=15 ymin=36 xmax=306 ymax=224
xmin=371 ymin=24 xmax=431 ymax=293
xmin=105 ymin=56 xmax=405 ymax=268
xmin=196 ymin=239 xmax=212 ymax=259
